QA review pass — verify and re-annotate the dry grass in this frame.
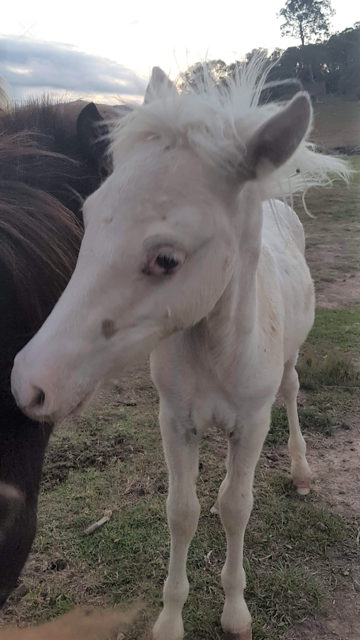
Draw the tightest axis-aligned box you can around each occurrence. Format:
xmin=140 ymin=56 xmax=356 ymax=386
xmin=311 ymin=96 xmax=360 ymax=149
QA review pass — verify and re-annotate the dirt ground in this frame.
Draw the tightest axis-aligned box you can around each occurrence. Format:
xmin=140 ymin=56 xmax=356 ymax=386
xmin=285 ymin=589 xmax=360 ymax=640
xmin=281 ymin=204 xmax=360 ymax=640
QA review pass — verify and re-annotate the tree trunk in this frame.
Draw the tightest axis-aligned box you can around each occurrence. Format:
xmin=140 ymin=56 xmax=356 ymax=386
xmin=299 ymin=20 xmax=305 ymax=47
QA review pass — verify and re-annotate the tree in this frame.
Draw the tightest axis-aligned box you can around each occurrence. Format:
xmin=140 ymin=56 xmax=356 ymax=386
xmin=179 ymin=23 xmax=359 ymax=99
xmin=278 ymin=0 xmax=335 ymax=46
xmin=178 ymin=60 xmax=229 ymax=92
xmin=245 ymin=48 xmax=269 ymax=63
xmin=326 ymin=24 xmax=360 ymax=96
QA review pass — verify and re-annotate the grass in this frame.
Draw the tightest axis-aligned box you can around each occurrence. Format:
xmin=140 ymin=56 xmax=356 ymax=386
xmin=298 ymin=352 xmax=359 ymax=390
xmin=299 ymin=156 xmax=360 ymax=221
xmin=293 ymin=157 xmax=360 ymax=313
xmin=267 ymin=406 xmax=333 ymax=446
xmin=5 ymin=416 xmax=357 ymax=640
xmin=1 ymin=352 xmax=358 ymax=640
xmin=295 ymin=306 xmax=360 ymax=398
xmin=311 ymin=96 xmax=360 ymax=148
xmin=306 ymin=306 xmax=360 ymax=354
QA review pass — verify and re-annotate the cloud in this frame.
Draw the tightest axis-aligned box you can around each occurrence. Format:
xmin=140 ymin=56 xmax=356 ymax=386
xmin=0 ymin=36 xmax=147 ymax=101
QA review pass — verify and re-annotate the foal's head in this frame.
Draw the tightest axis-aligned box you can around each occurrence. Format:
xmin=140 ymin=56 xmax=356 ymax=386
xmin=11 ymin=64 xmax=348 ymax=422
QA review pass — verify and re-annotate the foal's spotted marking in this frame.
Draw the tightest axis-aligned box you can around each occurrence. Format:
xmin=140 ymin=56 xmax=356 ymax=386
xmin=101 ymin=319 xmax=117 ymax=339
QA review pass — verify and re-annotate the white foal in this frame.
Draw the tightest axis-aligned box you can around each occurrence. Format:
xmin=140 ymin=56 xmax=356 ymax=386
xmin=12 ymin=61 xmax=349 ymax=639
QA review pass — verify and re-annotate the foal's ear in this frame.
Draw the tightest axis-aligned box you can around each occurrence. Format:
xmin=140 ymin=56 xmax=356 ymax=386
xmin=76 ymin=102 xmax=110 ymax=166
xmin=239 ymin=93 xmax=312 ymax=180
xmin=144 ymin=66 xmax=177 ymax=104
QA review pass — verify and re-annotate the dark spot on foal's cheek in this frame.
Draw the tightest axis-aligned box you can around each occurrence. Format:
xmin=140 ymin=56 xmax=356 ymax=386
xmin=101 ymin=319 xmax=118 ymax=339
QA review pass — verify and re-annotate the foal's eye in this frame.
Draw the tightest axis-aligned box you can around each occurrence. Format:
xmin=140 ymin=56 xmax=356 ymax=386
xmin=155 ymin=253 xmax=179 ymax=272
xmin=144 ymin=245 xmax=185 ymax=276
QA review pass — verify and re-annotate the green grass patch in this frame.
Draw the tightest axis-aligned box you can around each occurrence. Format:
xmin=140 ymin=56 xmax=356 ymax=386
xmin=298 ymin=351 xmax=359 ymax=390
xmin=267 ymin=406 xmax=333 ymax=446
xmin=296 ymin=306 xmax=360 ymax=393
xmin=299 ymin=156 xmax=360 ymax=223
xmin=306 ymin=306 xmax=360 ymax=353
xmin=10 ymin=399 xmax=355 ymax=640
xmin=42 ymin=411 xmax=142 ymax=491
xmin=24 ymin=455 xmax=357 ymax=640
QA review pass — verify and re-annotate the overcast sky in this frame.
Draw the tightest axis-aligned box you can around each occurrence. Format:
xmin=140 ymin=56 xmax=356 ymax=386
xmin=1 ymin=0 xmax=358 ymax=103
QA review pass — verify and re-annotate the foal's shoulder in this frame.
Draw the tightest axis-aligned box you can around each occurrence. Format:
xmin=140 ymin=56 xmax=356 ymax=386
xmin=262 ymin=199 xmax=305 ymax=255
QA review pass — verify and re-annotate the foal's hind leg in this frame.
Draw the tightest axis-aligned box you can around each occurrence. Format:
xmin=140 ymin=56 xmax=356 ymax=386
xmin=280 ymin=355 xmax=311 ymax=495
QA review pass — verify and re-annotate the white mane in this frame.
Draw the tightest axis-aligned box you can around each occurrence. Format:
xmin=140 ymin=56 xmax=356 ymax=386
xmin=111 ymin=58 xmax=351 ymax=200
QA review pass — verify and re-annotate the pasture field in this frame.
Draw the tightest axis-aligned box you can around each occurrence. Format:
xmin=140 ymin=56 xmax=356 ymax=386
xmin=310 ymin=96 xmax=360 ymax=150
xmin=1 ymin=158 xmax=359 ymax=639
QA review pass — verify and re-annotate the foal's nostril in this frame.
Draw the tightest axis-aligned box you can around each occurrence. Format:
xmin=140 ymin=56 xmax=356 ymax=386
xmin=30 ymin=388 xmax=46 ymax=409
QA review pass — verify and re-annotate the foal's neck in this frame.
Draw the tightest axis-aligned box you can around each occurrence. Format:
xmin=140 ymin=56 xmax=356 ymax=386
xmin=192 ymin=184 xmax=263 ymax=378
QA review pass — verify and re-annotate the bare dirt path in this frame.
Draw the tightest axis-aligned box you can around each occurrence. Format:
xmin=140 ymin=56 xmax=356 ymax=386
xmin=301 ymin=209 xmax=360 ymax=519
xmin=283 ymin=192 xmax=360 ymax=639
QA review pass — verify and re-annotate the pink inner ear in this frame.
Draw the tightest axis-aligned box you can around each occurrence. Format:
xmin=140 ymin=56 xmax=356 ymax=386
xmin=245 ymin=93 xmax=312 ymax=177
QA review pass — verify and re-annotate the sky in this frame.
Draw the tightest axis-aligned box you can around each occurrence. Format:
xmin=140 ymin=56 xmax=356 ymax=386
xmin=1 ymin=0 xmax=358 ymax=104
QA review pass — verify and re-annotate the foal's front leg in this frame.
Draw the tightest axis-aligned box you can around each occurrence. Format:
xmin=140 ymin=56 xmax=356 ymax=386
xmin=153 ymin=408 xmax=200 ymax=640
xmin=219 ymin=406 xmax=271 ymax=640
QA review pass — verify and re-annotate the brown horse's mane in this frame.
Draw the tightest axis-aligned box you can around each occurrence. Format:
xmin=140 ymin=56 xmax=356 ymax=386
xmin=0 ymin=90 xmax=111 ymax=606
xmin=0 ymin=130 xmax=82 ymax=334
xmin=0 ymin=94 xmax=119 ymax=332
xmin=0 ymin=180 xmax=82 ymax=332
xmin=0 ymin=96 xmax=115 ymax=215
xmin=0 ymin=96 xmax=102 ymax=161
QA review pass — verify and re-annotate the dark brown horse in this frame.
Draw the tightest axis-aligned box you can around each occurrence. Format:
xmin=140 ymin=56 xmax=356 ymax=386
xmin=0 ymin=94 xmax=116 ymax=606
xmin=0 ymin=97 xmax=114 ymax=217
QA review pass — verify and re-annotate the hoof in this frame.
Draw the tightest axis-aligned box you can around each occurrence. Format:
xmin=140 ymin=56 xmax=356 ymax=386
xmin=297 ymin=485 xmax=310 ymax=496
xmin=224 ymin=627 xmax=252 ymax=640
xmin=152 ymin=611 xmax=184 ymax=640
xmin=295 ymin=479 xmax=311 ymax=496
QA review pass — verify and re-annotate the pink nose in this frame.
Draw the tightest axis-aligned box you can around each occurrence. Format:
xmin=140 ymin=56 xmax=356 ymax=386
xmin=14 ymin=384 xmax=52 ymax=421
xmin=11 ymin=362 xmax=55 ymax=422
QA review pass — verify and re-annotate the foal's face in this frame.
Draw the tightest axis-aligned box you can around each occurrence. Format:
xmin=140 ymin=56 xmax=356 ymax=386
xmin=11 ymin=142 xmax=236 ymax=421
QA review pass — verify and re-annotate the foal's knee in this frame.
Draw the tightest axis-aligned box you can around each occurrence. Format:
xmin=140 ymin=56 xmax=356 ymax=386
xmin=167 ymin=493 xmax=200 ymax=541
xmin=219 ymin=488 xmax=253 ymax=537
xmin=281 ymin=366 xmax=299 ymax=403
